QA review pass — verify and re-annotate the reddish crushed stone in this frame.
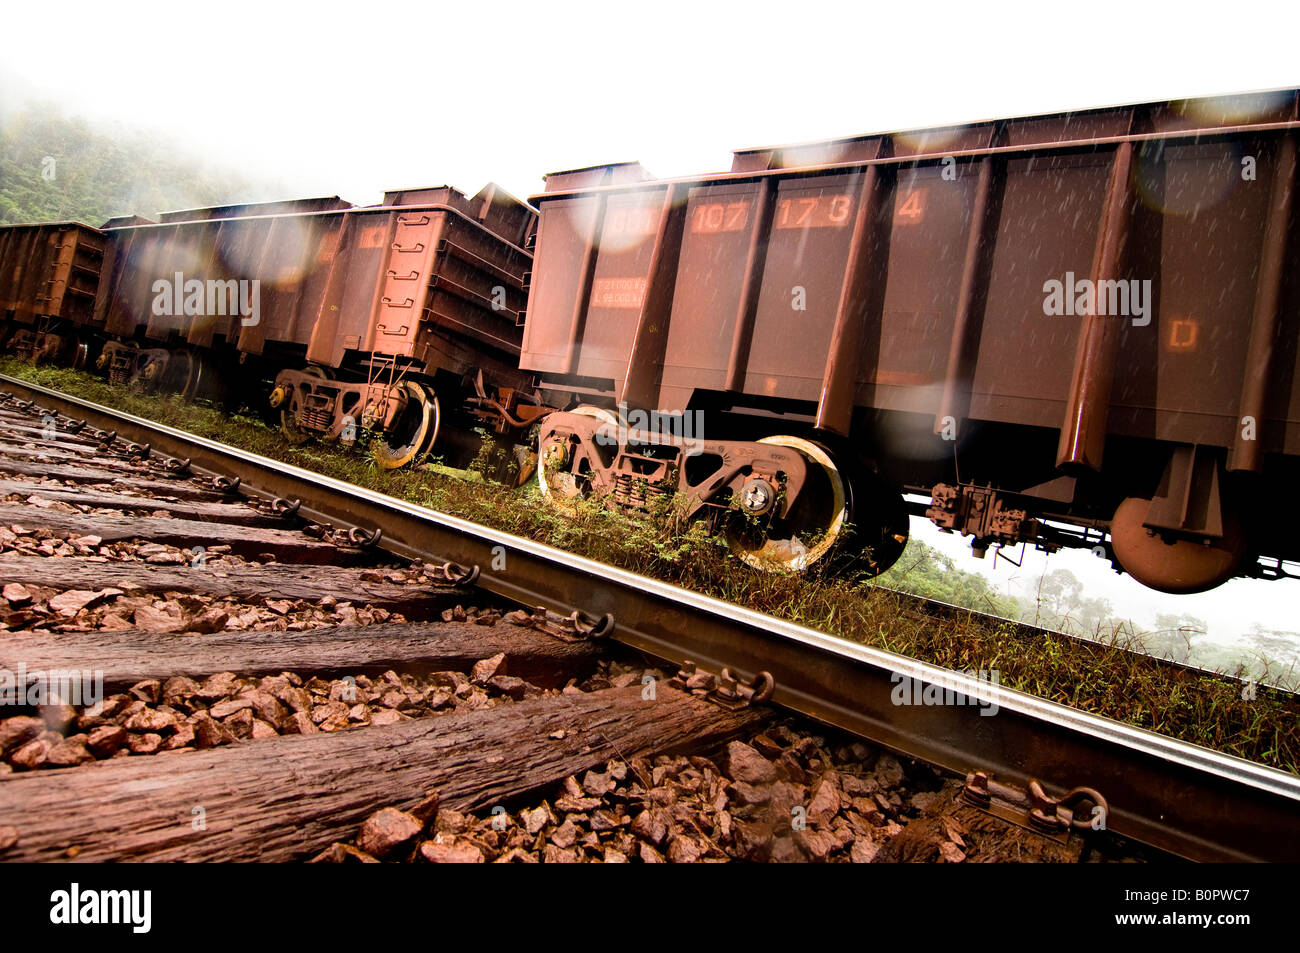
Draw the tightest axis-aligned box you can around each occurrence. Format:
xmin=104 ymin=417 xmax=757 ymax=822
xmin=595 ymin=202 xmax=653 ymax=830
xmin=315 ymin=727 xmax=1088 ymax=863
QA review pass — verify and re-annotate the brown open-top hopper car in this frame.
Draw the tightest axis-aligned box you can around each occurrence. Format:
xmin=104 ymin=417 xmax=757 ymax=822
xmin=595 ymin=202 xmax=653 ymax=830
xmin=1 ymin=185 xmax=544 ymax=469
xmin=0 ymin=221 xmax=107 ymax=363
xmin=523 ymin=89 xmax=1300 ymax=593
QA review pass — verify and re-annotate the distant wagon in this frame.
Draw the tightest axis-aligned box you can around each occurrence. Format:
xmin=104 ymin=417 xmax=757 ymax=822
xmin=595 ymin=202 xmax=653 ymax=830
xmin=1 ymin=185 xmax=546 ymax=469
xmin=0 ymin=221 xmax=107 ymax=363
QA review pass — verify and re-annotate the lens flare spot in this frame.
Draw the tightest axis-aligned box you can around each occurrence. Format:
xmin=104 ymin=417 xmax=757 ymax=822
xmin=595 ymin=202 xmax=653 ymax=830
xmin=1173 ymin=91 xmax=1294 ymax=126
xmin=894 ymin=126 xmax=967 ymax=156
xmin=1134 ymin=143 xmax=1241 ymax=216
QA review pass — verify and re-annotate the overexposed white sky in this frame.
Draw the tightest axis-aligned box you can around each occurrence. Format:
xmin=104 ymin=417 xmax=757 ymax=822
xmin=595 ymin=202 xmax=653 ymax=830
xmin=915 ymin=518 xmax=1296 ymax=655
xmin=5 ymin=0 xmax=1300 ymax=204
xmin=2 ymin=0 xmax=1297 ymax=653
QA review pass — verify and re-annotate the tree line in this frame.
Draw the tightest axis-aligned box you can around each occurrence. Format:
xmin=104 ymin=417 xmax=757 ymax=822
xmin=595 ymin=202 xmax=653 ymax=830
xmin=0 ymin=103 xmax=280 ymax=226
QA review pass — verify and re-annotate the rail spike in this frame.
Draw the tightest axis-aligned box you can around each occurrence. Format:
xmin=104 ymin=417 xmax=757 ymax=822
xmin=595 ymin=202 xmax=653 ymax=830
xmin=272 ymin=498 xmax=302 ymax=519
xmin=667 ymin=662 xmax=774 ymax=710
xmin=504 ymin=605 xmax=614 ymax=642
xmin=347 ymin=526 xmax=382 ymax=548
xmin=300 ymin=521 xmax=382 ymax=549
xmin=961 ymin=773 xmax=1109 ymax=841
xmin=437 ymin=561 xmax=480 ymax=586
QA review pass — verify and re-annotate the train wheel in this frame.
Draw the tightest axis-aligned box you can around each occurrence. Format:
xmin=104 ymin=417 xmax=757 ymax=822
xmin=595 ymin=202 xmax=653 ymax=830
xmin=180 ymin=351 xmax=205 ymax=400
xmin=280 ymin=365 xmax=329 ymax=446
xmin=537 ymin=405 xmax=620 ymax=512
xmin=178 ymin=350 xmax=224 ymax=404
xmin=834 ymin=464 xmax=910 ymax=577
xmin=372 ymin=381 xmax=439 ymax=470
xmin=1109 ymin=497 xmax=1247 ymax=594
xmin=70 ymin=337 xmax=94 ymax=371
xmin=160 ymin=349 xmax=194 ymax=394
xmin=723 ymin=435 xmax=847 ymax=572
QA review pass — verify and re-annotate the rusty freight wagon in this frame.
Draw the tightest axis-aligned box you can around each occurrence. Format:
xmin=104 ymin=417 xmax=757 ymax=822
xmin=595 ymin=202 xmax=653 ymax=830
xmin=85 ymin=184 xmax=541 ymax=467
xmin=5 ymin=197 xmax=357 ymax=383
xmin=81 ymin=196 xmax=355 ymax=397
xmin=523 ymin=89 xmax=1300 ymax=593
xmin=0 ymin=221 xmax=108 ymax=363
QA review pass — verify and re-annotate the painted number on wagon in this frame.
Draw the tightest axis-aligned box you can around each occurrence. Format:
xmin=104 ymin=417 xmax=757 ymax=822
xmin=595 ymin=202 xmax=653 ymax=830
xmin=604 ymin=205 xmax=659 ymax=237
xmin=774 ymin=194 xmax=853 ymax=229
xmin=894 ymin=189 xmax=927 ymax=224
xmin=690 ymin=201 xmax=750 ymax=234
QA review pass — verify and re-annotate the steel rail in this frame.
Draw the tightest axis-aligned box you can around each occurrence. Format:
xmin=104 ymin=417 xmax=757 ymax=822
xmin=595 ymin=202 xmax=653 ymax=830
xmin=2 ymin=372 xmax=1297 ymax=862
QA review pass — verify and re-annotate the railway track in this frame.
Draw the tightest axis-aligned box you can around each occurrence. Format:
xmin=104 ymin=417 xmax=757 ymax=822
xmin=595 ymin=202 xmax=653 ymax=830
xmin=0 ymin=372 xmax=1296 ymax=863
xmin=0 ymin=381 xmax=1072 ymax=866
xmin=0 ymin=388 xmax=1113 ymax=865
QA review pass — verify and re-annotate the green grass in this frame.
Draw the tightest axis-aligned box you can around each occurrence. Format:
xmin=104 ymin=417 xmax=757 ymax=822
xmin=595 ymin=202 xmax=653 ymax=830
xmin=3 ymin=356 xmax=1297 ymax=775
